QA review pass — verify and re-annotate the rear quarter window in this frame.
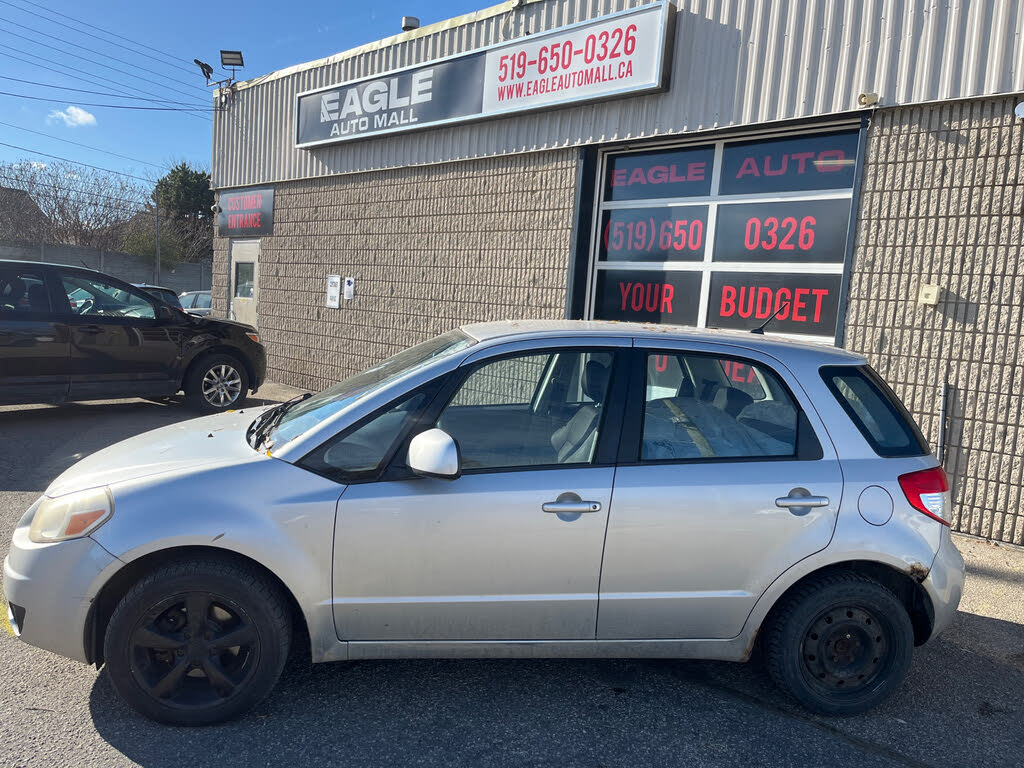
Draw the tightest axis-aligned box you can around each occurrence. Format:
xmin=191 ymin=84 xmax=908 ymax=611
xmin=820 ymin=365 xmax=929 ymax=457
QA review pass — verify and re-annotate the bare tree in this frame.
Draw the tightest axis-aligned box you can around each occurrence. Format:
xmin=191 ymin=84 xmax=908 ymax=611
xmin=0 ymin=160 xmax=149 ymax=249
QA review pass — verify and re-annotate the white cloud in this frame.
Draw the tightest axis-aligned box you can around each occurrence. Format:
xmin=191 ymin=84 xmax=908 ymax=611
xmin=47 ymin=105 xmax=97 ymax=128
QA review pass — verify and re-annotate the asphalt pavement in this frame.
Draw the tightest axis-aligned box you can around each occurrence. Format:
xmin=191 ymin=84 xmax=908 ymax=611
xmin=1 ymin=390 xmax=1021 ymax=767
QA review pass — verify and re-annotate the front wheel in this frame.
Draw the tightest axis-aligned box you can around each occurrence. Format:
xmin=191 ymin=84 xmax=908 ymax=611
xmin=103 ymin=557 xmax=292 ymax=726
xmin=185 ymin=354 xmax=249 ymax=413
xmin=765 ymin=572 xmax=914 ymax=716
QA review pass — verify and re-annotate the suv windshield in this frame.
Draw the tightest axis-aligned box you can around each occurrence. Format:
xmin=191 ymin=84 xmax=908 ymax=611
xmin=265 ymin=329 xmax=476 ymax=447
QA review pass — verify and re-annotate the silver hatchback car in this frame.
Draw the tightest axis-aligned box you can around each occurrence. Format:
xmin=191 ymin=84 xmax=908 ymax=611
xmin=4 ymin=321 xmax=964 ymax=725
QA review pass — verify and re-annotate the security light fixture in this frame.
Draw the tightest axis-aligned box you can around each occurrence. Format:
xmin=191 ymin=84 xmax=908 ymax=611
xmin=220 ymin=50 xmax=244 ymax=68
xmin=194 ymin=59 xmax=214 ymax=81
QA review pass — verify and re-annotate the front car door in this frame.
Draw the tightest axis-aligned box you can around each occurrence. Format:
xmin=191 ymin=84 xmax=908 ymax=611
xmin=57 ymin=268 xmax=185 ymax=400
xmin=0 ymin=263 xmax=70 ymax=404
xmin=317 ymin=339 xmax=629 ymax=642
xmin=598 ymin=342 xmax=844 ymax=640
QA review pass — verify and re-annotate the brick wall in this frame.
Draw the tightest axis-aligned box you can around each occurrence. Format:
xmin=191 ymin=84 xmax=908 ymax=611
xmin=214 ymin=149 xmax=579 ymax=392
xmin=847 ymin=96 xmax=1024 ymax=545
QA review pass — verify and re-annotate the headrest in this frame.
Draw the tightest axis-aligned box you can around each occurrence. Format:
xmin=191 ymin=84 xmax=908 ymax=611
xmin=583 ymin=360 xmax=610 ymax=402
xmin=713 ymin=386 xmax=754 ymax=416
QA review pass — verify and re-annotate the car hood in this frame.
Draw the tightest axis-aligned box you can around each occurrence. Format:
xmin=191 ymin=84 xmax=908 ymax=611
xmin=191 ymin=316 xmax=256 ymax=334
xmin=45 ymin=408 xmax=270 ymax=498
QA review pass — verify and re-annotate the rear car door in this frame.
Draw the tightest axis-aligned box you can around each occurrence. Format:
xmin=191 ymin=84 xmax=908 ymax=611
xmin=57 ymin=268 xmax=185 ymax=399
xmin=0 ymin=263 xmax=70 ymax=403
xmin=319 ymin=339 xmax=628 ymax=641
xmin=597 ymin=342 xmax=844 ymax=640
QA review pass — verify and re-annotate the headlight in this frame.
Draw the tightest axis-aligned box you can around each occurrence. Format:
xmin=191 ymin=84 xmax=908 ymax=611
xmin=29 ymin=487 xmax=113 ymax=543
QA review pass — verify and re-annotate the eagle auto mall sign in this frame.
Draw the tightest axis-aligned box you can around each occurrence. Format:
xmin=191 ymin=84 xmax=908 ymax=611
xmin=295 ymin=2 xmax=671 ymax=147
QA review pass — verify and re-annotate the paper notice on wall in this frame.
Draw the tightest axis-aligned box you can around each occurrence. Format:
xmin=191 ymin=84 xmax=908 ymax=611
xmin=326 ymin=274 xmax=341 ymax=308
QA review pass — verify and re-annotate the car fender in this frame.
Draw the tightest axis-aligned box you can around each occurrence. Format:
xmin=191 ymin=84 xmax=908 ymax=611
xmin=89 ymin=457 xmax=345 ymax=661
xmin=738 ymin=489 xmax=944 ymax=650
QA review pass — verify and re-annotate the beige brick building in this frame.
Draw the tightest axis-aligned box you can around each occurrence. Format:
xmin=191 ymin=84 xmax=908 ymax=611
xmin=211 ymin=0 xmax=1024 ymax=544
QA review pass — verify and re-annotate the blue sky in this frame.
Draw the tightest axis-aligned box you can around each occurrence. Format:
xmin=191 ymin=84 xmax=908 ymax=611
xmin=0 ymin=0 xmax=484 ymax=187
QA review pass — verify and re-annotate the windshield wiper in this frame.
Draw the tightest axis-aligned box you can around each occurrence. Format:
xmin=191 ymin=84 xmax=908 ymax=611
xmin=246 ymin=392 xmax=311 ymax=450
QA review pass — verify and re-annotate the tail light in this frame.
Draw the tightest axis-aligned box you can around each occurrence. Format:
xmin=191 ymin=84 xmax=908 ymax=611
xmin=898 ymin=466 xmax=951 ymax=526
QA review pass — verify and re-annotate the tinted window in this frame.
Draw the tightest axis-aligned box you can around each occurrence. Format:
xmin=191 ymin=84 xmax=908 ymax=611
xmin=719 ymin=130 xmax=858 ymax=195
xmin=438 ymin=350 xmax=614 ymax=470
xmin=195 ymin=292 xmax=211 ymax=308
xmin=821 ymin=365 xmax=929 ymax=457
xmin=603 ymin=145 xmax=714 ymax=201
xmin=641 ymin=352 xmax=799 ymax=461
xmin=61 ymin=273 xmax=156 ymax=320
xmin=0 ymin=266 xmax=49 ymax=315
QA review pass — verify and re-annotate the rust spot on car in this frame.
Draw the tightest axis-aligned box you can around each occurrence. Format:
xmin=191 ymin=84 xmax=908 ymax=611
xmin=907 ymin=562 xmax=930 ymax=583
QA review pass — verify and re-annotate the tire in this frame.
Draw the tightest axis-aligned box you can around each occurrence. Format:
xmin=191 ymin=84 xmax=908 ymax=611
xmin=764 ymin=572 xmax=914 ymax=716
xmin=185 ymin=354 xmax=249 ymax=413
xmin=103 ymin=557 xmax=292 ymax=726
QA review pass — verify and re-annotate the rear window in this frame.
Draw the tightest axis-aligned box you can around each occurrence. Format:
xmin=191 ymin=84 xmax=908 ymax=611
xmin=820 ymin=365 xmax=929 ymax=457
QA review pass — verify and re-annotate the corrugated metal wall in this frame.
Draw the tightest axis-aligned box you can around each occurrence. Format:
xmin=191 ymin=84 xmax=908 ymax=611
xmin=211 ymin=0 xmax=1024 ymax=190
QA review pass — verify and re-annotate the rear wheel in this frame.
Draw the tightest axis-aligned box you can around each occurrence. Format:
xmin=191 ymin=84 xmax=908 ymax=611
xmin=765 ymin=572 xmax=913 ymax=715
xmin=185 ymin=354 xmax=248 ymax=413
xmin=104 ymin=557 xmax=291 ymax=726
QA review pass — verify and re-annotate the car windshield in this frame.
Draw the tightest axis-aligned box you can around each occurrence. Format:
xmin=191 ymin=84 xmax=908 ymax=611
xmin=266 ymin=329 xmax=476 ymax=446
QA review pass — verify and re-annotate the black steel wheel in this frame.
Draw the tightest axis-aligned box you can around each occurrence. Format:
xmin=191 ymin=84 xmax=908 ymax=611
xmin=765 ymin=572 xmax=914 ymax=715
xmin=104 ymin=557 xmax=291 ymax=726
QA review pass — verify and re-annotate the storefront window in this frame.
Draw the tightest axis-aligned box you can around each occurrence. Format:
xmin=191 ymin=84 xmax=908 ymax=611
xmin=590 ymin=127 xmax=860 ymax=340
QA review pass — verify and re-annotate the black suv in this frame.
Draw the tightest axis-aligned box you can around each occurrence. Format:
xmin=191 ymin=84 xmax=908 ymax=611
xmin=0 ymin=260 xmax=266 ymax=412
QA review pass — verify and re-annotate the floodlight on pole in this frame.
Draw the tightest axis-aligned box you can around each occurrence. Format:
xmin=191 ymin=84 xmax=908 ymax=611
xmin=220 ymin=50 xmax=244 ymax=68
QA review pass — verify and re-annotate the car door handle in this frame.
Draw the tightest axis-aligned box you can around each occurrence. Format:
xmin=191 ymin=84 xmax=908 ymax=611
xmin=775 ymin=491 xmax=830 ymax=509
xmin=77 ymin=325 xmax=104 ymax=334
xmin=542 ymin=501 xmax=602 ymax=514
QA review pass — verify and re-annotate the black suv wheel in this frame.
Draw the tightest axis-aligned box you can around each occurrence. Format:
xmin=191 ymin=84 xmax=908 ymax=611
xmin=186 ymin=354 xmax=249 ymax=412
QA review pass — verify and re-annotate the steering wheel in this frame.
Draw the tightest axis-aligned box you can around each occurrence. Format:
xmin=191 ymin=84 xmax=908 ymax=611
xmin=78 ymin=297 xmax=94 ymax=315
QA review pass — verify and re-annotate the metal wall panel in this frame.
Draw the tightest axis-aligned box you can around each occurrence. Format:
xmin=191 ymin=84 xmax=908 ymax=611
xmin=211 ymin=0 xmax=1024 ymax=190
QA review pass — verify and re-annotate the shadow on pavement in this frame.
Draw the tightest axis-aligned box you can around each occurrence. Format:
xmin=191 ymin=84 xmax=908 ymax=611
xmin=0 ymin=397 xmax=271 ymax=494
xmin=86 ymin=611 xmax=1023 ymax=767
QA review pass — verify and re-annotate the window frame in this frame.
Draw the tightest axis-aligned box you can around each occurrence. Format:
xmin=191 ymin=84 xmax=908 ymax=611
xmin=56 ymin=267 xmax=160 ymax=324
xmin=297 ymin=380 xmax=443 ymax=485
xmin=390 ymin=345 xmax=628 ymax=478
xmin=820 ymin=364 xmax=929 ymax=458
xmin=0 ymin=264 xmax=55 ymax=321
xmin=617 ymin=347 xmax=823 ymax=466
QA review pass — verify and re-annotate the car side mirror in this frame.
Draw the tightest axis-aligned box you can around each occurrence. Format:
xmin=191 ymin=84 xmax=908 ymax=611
xmin=155 ymin=304 xmax=177 ymax=323
xmin=408 ymin=429 xmax=461 ymax=480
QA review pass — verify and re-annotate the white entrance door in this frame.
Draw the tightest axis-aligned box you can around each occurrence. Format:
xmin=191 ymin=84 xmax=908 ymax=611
xmin=229 ymin=239 xmax=259 ymax=328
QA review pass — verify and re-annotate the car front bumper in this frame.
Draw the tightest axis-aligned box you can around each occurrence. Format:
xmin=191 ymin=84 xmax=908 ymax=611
xmin=3 ymin=522 xmax=118 ymax=664
xmin=922 ymin=526 xmax=966 ymax=640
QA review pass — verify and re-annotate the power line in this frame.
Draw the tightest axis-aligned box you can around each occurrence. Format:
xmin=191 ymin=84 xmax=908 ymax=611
xmin=0 ymin=141 xmax=155 ymax=182
xmin=0 ymin=0 xmax=199 ymax=77
xmin=0 ymin=15 xmax=210 ymax=97
xmin=0 ymin=174 xmax=151 ymax=208
xmin=0 ymin=28 xmax=212 ymax=107
xmin=0 ymin=44 xmax=212 ymax=121
xmin=0 ymin=74 xmax=216 ymax=108
xmin=0 ymin=120 xmax=169 ymax=170
xmin=0 ymin=90 xmax=216 ymax=112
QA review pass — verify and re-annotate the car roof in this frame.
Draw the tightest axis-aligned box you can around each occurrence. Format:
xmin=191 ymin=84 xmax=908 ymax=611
xmin=460 ymin=319 xmax=866 ymax=365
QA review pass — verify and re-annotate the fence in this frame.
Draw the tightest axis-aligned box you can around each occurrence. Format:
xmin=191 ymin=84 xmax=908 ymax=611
xmin=0 ymin=241 xmax=212 ymax=295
